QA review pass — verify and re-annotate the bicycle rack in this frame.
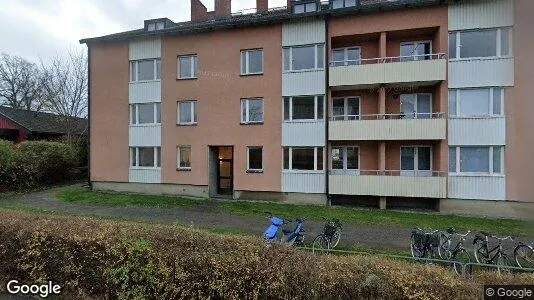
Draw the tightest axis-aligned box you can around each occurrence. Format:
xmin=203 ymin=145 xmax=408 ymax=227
xmin=298 ymin=246 xmax=534 ymax=276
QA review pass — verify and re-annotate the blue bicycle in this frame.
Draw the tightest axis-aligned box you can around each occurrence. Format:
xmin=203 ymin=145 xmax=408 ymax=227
xmin=263 ymin=212 xmax=306 ymax=246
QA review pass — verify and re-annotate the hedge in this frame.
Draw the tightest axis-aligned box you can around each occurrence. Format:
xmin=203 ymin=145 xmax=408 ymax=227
xmin=0 ymin=210 xmax=532 ymax=299
xmin=0 ymin=140 xmax=81 ymax=190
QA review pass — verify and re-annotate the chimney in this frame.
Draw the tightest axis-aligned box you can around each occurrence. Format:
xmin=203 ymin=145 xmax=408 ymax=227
xmin=191 ymin=0 xmax=208 ymax=21
xmin=257 ymin=0 xmax=268 ymax=12
xmin=214 ymin=0 xmax=231 ymax=18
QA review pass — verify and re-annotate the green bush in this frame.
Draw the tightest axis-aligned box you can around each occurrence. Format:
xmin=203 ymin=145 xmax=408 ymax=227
xmin=0 ymin=140 xmax=80 ymax=190
xmin=0 ymin=210 xmax=532 ymax=299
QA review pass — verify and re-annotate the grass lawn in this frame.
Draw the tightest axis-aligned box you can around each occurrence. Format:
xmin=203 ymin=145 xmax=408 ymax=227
xmin=56 ymin=187 xmax=532 ymax=237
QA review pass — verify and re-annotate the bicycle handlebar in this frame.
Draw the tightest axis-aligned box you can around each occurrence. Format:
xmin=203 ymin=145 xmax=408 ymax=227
xmin=454 ymin=230 xmax=471 ymax=238
xmin=414 ymin=228 xmax=438 ymax=235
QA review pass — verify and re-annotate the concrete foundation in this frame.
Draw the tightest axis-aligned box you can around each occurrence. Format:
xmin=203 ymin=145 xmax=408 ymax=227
xmin=379 ymin=197 xmax=387 ymax=210
xmin=440 ymin=198 xmax=534 ymax=220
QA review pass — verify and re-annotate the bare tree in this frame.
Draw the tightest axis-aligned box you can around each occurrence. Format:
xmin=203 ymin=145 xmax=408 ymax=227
xmin=0 ymin=53 xmax=45 ymax=110
xmin=41 ymin=50 xmax=88 ymax=141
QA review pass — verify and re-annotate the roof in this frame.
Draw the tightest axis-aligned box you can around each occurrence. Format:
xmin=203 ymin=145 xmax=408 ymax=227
xmin=0 ymin=106 xmax=88 ymax=136
xmin=80 ymin=0 xmax=444 ymax=44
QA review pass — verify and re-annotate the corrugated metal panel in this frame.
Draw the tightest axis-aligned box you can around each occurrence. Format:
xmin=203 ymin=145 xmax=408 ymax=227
xmin=330 ymin=59 xmax=446 ymax=88
xmin=329 ymin=119 xmax=446 ymax=141
xmin=448 ymin=175 xmax=505 ymax=200
xmin=129 ymin=81 xmax=162 ymax=103
xmin=129 ymin=168 xmax=162 ymax=183
xmin=329 ymin=175 xmax=446 ymax=198
xmin=282 ymin=20 xmax=325 ymax=46
xmin=283 ymin=71 xmax=325 ymax=96
xmin=448 ymin=0 xmax=514 ymax=31
xmin=449 ymin=118 xmax=505 ymax=145
xmin=282 ymin=171 xmax=325 ymax=193
xmin=282 ymin=121 xmax=325 ymax=146
xmin=448 ymin=58 xmax=514 ymax=88
xmin=129 ymin=38 xmax=161 ymax=60
xmin=129 ymin=125 xmax=162 ymax=146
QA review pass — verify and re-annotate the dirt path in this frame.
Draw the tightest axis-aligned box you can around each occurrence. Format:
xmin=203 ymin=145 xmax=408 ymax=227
xmin=0 ymin=188 xmax=423 ymax=251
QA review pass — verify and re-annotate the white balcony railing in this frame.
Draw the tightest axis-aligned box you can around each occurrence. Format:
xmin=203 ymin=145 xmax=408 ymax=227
xmin=329 ymin=53 xmax=446 ymax=67
xmin=329 ymin=113 xmax=446 ymax=140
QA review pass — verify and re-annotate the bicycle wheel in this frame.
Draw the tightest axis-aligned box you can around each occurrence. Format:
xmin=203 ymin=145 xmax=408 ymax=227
xmin=514 ymin=245 xmax=534 ymax=269
xmin=312 ymin=234 xmax=330 ymax=254
xmin=497 ymin=254 xmax=513 ymax=275
xmin=452 ymin=249 xmax=471 ymax=276
xmin=473 ymin=239 xmax=488 ymax=264
xmin=410 ymin=233 xmax=424 ymax=258
xmin=437 ymin=233 xmax=452 ymax=260
xmin=330 ymin=228 xmax=342 ymax=249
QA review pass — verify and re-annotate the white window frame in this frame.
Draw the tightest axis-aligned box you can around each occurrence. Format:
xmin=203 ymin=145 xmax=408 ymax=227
xmin=332 ymin=97 xmax=360 ymax=120
xmin=283 ymin=44 xmax=325 ymax=72
xmin=449 ymin=27 xmax=513 ymax=61
xmin=449 ymin=146 xmax=504 ymax=176
xmin=247 ymin=146 xmax=263 ymax=172
xmin=293 ymin=2 xmax=317 ymax=13
xmin=331 ymin=146 xmax=360 ymax=172
xmin=129 ymin=59 xmax=161 ymax=83
xmin=130 ymin=103 xmax=161 ymax=125
xmin=400 ymin=146 xmax=433 ymax=176
xmin=177 ymin=146 xmax=192 ymax=170
xmin=331 ymin=47 xmax=361 ymax=66
xmin=332 ymin=0 xmax=357 ymax=9
xmin=283 ymin=95 xmax=325 ymax=122
xmin=241 ymin=98 xmax=264 ymax=124
xmin=449 ymin=88 xmax=505 ymax=118
xmin=241 ymin=49 xmax=264 ymax=75
xmin=177 ymin=100 xmax=198 ymax=125
xmin=283 ymin=147 xmax=324 ymax=172
xmin=130 ymin=147 xmax=161 ymax=169
xmin=400 ymin=93 xmax=433 ymax=119
xmin=399 ymin=40 xmax=432 ymax=61
xmin=177 ymin=55 xmax=198 ymax=79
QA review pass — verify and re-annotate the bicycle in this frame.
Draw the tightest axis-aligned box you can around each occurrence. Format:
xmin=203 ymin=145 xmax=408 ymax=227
xmin=312 ymin=217 xmax=343 ymax=253
xmin=437 ymin=228 xmax=472 ymax=275
xmin=411 ymin=228 xmax=439 ymax=261
xmin=473 ymin=231 xmax=514 ymax=274
xmin=280 ymin=217 xmax=306 ymax=247
xmin=514 ymin=241 xmax=534 ymax=269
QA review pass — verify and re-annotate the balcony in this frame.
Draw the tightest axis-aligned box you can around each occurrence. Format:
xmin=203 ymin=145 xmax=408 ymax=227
xmin=329 ymin=54 xmax=446 ymax=89
xmin=329 ymin=113 xmax=446 ymax=141
xmin=329 ymin=170 xmax=446 ymax=198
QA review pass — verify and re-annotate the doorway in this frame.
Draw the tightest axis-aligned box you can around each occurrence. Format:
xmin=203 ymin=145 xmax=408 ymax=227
xmin=400 ymin=146 xmax=432 ymax=177
xmin=209 ymin=146 xmax=233 ymax=197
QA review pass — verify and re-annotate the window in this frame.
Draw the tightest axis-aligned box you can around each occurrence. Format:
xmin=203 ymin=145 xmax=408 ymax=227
xmin=178 ymin=55 xmax=197 ymax=79
xmin=130 ymin=103 xmax=161 ymax=125
xmin=331 ymin=147 xmax=359 ymax=170
xmin=130 ymin=59 xmax=161 ymax=82
xmin=177 ymin=101 xmax=198 ymax=124
xmin=247 ymin=147 xmax=263 ymax=172
xmin=332 ymin=97 xmax=360 ymax=120
xmin=283 ymin=147 xmax=324 ymax=171
xmin=241 ymin=98 xmax=264 ymax=124
xmin=293 ymin=2 xmax=317 ymax=13
xmin=148 ymin=21 xmax=165 ymax=31
xmin=449 ymin=88 xmax=504 ymax=117
xmin=241 ymin=49 xmax=263 ymax=75
xmin=449 ymin=146 xmax=503 ymax=174
xmin=283 ymin=44 xmax=325 ymax=71
xmin=400 ymin=94 xmax=432 ymax=119
xmin=400 ymin=41 xmax=432 ymax=61
xmin=332 ymin=0 xmax=357 ymax=9
xmin=449 ymin=28 xmax=512 ymax=59
xmin=331 ymin=47 xmax=361 ymax=66
xmin=177 ymin=146 xmax=191 ymax=170
xmin=283 ymin=96 xmax=324 ymax=121
xmin=130 ymin=147 xmax=161 ymax=168
xmin=401 ymin=146 xmax=432 ymax=176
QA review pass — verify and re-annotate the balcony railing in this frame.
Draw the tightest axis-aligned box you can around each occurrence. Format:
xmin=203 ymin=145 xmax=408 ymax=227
xmin=329 ymin=170 xmax=446 ymax=177
xmin=329 ymin=53 xmax=446 ymax=67
xmin=329 ymin=113 xmax=446 ymax=140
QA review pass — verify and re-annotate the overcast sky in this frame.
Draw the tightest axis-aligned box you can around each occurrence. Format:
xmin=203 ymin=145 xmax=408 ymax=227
xmin=0 ymin=0 xmax=286 ymax=63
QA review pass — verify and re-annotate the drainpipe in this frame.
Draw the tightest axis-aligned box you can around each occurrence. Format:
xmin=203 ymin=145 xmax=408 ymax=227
xmin=325 ymin=14 xmax=331 ymax=206
xmin=87 ymin=45 xmax=92 ymax=189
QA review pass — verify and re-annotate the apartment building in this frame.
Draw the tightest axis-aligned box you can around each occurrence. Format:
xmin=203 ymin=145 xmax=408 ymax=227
xmin=81 ymin=0 xmax=534 ymax=218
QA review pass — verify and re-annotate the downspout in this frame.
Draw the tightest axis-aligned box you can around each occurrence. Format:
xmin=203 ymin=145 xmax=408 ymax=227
xmin=324 ymin=12 xmax=331 ymax=206
xmin=87 ymin=45 xmax=92 ymax=189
